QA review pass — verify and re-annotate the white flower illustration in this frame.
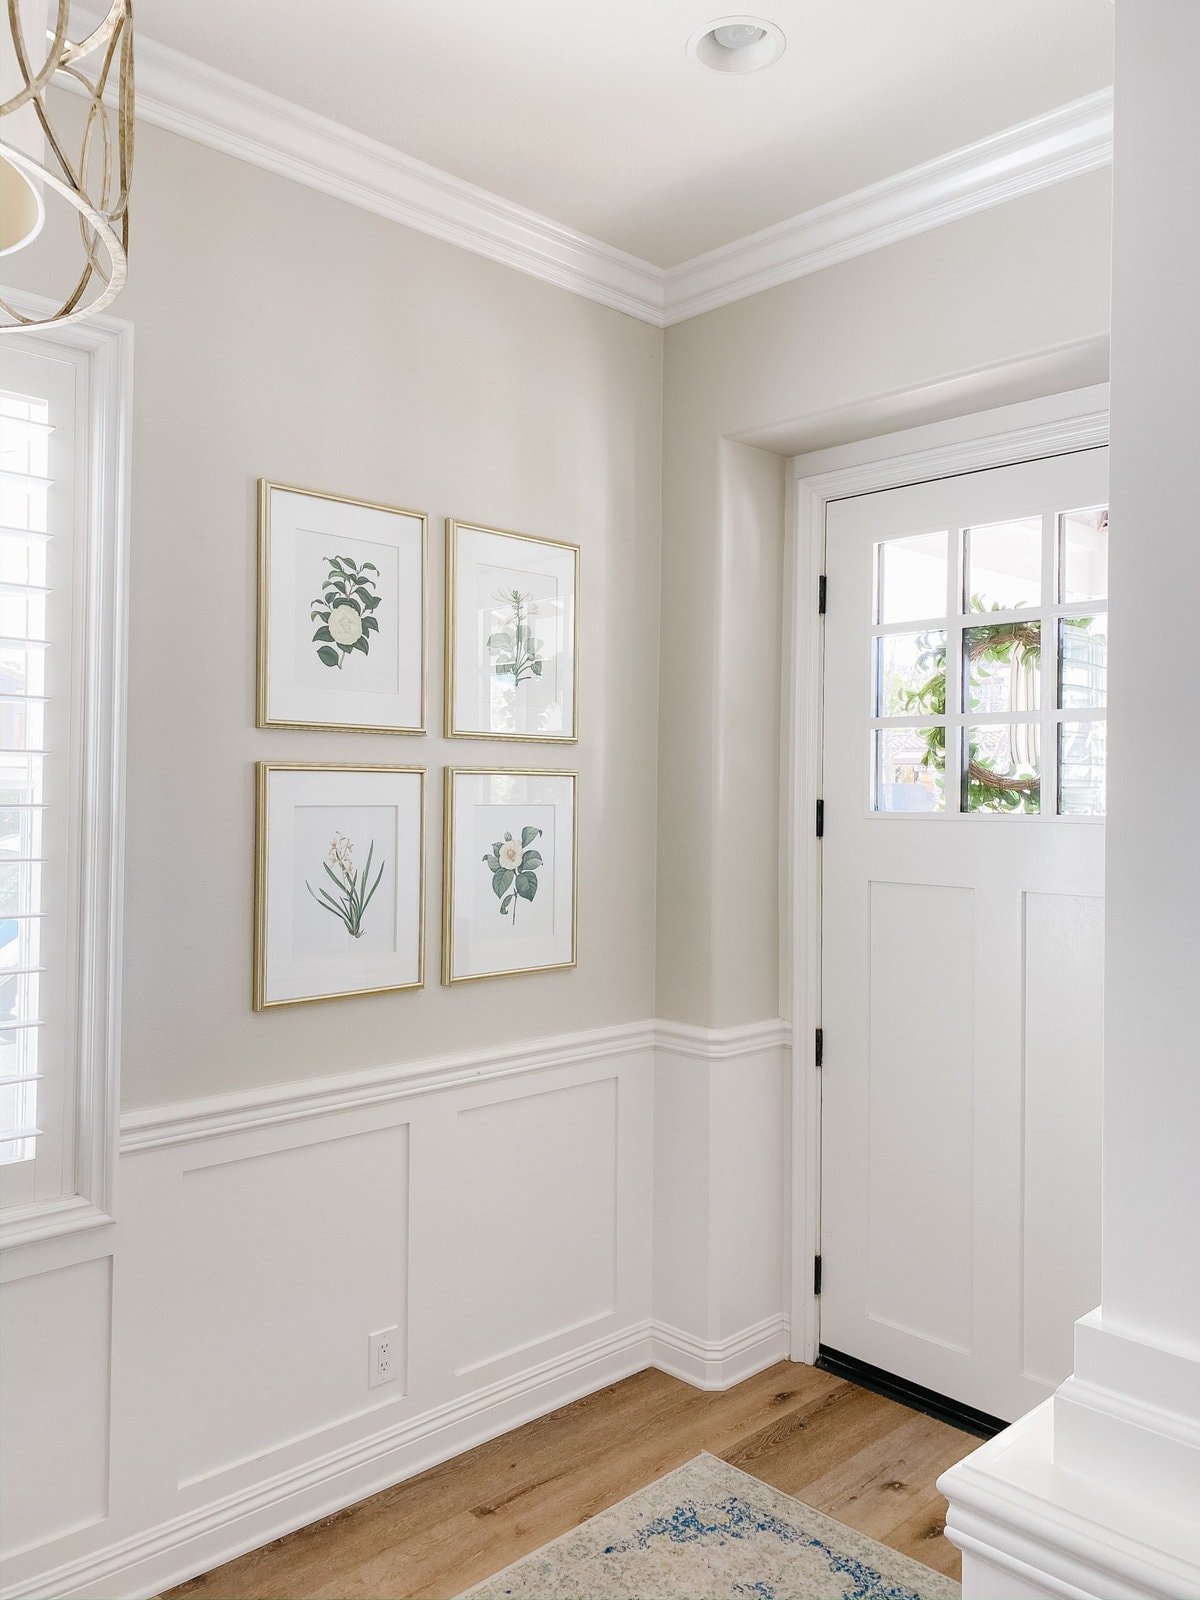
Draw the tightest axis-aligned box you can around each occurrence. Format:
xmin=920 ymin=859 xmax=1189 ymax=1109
xmin=328 ymin=832 xmax=354 ymax=873
xmin=328 ymin=604 xmax=364 ymax=647
xmin=497 ymin=838 xmax=522 ymax=871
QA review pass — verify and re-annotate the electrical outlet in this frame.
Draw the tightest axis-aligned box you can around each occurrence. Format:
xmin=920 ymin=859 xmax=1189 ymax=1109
xmin=368 ymin=1326 xmax=398 ymax=1389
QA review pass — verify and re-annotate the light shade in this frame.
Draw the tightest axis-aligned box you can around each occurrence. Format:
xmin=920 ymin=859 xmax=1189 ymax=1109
xmin=0 ymin=151 xmax=42 ymax=253
xmin=0 ymin=0 xmax=134 ymax=328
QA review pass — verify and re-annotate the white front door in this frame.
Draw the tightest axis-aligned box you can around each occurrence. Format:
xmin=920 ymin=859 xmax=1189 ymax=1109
xmin=819 ymin=449 xmax=1108 ymax=1423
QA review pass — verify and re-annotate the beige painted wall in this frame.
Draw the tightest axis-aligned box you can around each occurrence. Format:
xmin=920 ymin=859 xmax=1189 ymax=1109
xmin=4 ymin=115 xmax=1116 ymax=1092
xmin=658 ymin=170 xmax=1114 ymax=1027
xmin=7 ymin=121 xmax=663 ymax=1109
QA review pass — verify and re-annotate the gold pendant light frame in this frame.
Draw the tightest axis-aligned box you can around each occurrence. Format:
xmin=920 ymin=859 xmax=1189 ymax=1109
xmin=1 ymin=0 xmax=133 ymax=329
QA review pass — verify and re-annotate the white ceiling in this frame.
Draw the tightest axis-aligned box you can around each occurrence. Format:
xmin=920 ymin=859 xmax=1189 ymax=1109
xmin=133 ymin=0 xmax=1114 ymax=269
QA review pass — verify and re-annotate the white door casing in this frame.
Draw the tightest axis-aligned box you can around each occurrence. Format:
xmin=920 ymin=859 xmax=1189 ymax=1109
xmin=818 ymin=448 xmax=1107 ymax=1423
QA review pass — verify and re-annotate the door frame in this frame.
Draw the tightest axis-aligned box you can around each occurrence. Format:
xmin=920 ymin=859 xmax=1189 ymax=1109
xmin=783 ymin=384 xmax=1110 ymax=1365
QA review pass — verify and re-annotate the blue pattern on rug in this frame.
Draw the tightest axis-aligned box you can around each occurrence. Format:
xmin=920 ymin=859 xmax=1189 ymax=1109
xmin=600 ymin=1495 xmax=927 ymax=1600
xmin=459 ymin=1452 xmax=959 ymax=1600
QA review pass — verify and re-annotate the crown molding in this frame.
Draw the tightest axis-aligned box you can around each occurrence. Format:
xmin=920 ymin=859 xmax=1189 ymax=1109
xmin=107 ymin=27 xmax=667 ymax=326
xmin=661 ymin=89 xmax=1114 ymax=324
xmin=78 ymin=22 xmax=1113 ymax=328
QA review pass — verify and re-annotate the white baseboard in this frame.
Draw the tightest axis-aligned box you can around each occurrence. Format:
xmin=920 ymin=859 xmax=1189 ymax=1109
xmin=10 ymin=1310 xmax=794 ymax=1600
xmin=15 ymin=1321 xmax=656 ymax=1600
xmin=651 ymin=1314 xmax=791 ymax=1392
xmin=940 ymin=1403 xmax=1200 ymax=1600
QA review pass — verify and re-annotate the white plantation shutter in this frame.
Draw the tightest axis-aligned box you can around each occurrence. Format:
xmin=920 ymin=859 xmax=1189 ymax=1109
xmin=0 ymin=337 xmax=86 ymax=1215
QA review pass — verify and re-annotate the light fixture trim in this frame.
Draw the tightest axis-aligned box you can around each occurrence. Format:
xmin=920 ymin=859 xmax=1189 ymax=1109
xmin=687 ymin=14 xmax=786 ymax=74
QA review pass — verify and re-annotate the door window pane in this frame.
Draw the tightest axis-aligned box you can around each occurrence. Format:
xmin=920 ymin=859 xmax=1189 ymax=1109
xmin=964 ymin=517 xmax=1042 ymax=612
xmin=1059 ymin=616 xmax=1108 ymax=710
xmin=964 ymin=621 xmax=1041 ymax=714
xmin=1059 ymin=721 xmax=1106 ymax=816
xmin=873 ymin=727 xmax=945 ymax=813
xmin=877 ymin=532 xmax=948 ymax=624
xmin=1060 ymin=508 xmax=1108 ymax=602
xmin=876 ymin=630 xmax=946 ymax=717
xmin=965 ymin=724 xmax=1041 ymax=814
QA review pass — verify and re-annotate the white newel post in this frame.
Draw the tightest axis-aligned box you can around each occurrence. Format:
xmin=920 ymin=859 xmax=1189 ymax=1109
xmin=939 ymin=4 xmax=1200 ymax=1596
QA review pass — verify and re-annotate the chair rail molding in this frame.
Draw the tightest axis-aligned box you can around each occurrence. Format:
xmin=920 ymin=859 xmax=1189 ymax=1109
xmin=67 ymin=17 xmax=1113 ymax=328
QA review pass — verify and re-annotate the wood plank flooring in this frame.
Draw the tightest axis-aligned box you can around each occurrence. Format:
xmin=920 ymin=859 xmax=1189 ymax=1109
xmin=165 ymin=1361 xmax=979 ymax=1600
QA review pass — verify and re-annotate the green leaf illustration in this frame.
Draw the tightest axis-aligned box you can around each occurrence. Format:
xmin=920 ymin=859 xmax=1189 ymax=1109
xmin=311 ymin=554 xmax=383 ymax=670
xmin=521 ymin=826 xmax=541 ymax=847
xmin=492 ymin=868 xmax=515 ymax=896
xmin=515 ymin=871 xmax=538 ymax=902
xmin=500 ymin=893 xmax=513 ymax=915
xmin=484 ymin=852 xmax=501 ymax=870
xmin=520 ymin=850 xmax=543 ymax=870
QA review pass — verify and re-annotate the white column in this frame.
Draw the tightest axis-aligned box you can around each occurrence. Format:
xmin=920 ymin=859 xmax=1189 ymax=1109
xmin=940 ymin=4 xmax=1200 ymax=1593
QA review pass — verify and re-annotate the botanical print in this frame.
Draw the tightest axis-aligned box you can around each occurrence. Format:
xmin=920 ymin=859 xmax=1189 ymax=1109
xmin=310 ymin=554 xmax=382 ymax=670
xmin=482 ymin=825 xmax=543 ymax=923
xmin=306 ymin=831 xmax=385 ymax=939
xmin=487 ymin=589 xmax=544 ymax=687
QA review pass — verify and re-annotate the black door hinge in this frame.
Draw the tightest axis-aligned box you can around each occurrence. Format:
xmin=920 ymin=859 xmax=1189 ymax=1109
xmin=815 ymin=1027 xmax=823 ymax=1067
xmin=818 ymin=574 xmax=827 ymax=614
xmin=815 ymin=798 xmax=825 ymax=838
xmin=813 ymin=1255 xmax=823 ymax=1295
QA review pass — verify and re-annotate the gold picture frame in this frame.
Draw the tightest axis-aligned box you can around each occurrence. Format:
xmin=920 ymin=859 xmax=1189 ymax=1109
xmin=442 ymin=767 xmax=578 ymax=984
xmin=444 ymin=518 xmax=579 ymax=742
xmin=254 ymin=762 xmax=426 ymax=1009
xmin=257 ymin=479 xmax=429 ymax=735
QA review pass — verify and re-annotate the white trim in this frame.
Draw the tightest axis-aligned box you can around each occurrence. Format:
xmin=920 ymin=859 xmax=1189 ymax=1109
xmin=71 ymin=20 xmax=1114 ymax=327
xmin=662 ymin=91 xmax=1113 ymax=324
xmin=651 ymin=1314 xmax=790 ymax=1392
xmin=121 ymin=1021 xmax=656 ymax=1152
xmin=783 ymin=384 xmax=1110 ymax=1367
xmin=654 ymin=1018 xmax=790 ymax=1059
xmin=92 ymin=26 xmax=665 ymax=327
xmin=2 ymin=1308 xmax=794 ymax=1600
xmin=119 ymin=1018 xmax=790 ymax=1152
xmin=939 ymin=1404 xmax=1200 ymax=1600
xmin=1 ymin=290 xmax=132 ymax=1252
xmin=4 ymin=1319 xmax=657 ymax=1600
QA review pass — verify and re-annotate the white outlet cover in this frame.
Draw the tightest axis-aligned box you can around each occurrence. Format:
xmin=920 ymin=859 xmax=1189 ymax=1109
xmin=368 ymin=1326 xmax=399 ymax=1389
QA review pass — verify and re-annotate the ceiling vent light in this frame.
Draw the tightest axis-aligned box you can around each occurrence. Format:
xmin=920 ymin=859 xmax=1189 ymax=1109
xmin=688 ymin=15 xmax=786 ymax=74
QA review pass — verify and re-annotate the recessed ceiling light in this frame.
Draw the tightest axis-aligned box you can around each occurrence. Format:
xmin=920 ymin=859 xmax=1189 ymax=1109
xmin=687 ymin=15 xmax=786 ymax=74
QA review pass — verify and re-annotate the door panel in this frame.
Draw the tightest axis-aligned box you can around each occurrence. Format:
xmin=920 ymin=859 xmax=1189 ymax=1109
xmin=819 ymin=449 xmax=1107 ymax=1423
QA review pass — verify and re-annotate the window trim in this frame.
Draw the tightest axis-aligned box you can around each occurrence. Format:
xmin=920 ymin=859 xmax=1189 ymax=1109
xmin=0 ymin=290 xmax=132 ymax=1249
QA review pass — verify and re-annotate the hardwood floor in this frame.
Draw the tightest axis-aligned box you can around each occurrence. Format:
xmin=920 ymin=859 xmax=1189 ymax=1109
xmin=165 ymin=1361 xmax=979 ymax=1599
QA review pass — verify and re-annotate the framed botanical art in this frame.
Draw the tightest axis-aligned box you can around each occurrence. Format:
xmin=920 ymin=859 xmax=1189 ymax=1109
xmin=254 ymin=763 xmax=425 ymax=1009
xmin=445 ymin=520 xmax=578 ymax=742
xmin=443 ymin=768 xmax=577 ymax=984
xmin=257 ymin=480 xmax=427 ymax=734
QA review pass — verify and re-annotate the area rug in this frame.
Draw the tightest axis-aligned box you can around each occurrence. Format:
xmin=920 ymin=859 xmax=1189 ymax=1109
xmin=459 ymin=1451 xmax=960 ymax=1600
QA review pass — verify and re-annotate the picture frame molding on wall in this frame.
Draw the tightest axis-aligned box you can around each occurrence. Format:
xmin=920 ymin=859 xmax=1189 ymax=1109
xmin=254 ymin=760 xmax=427 ymax=1010
xmin=257 ymin=478 xmax=429 ymax=735
xmin=444 ymin=517 xmax=579 ymax=743
xmin=442 ymin=766 xmax=578 ymax=985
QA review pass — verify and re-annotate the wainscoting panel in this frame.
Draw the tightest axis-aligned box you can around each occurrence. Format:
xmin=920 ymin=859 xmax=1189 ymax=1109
xmin=0 ymin=1255 xmax=112 ymax=1557
xmin=454 ymin=1076 xmax=620 ymax=1375
xmin=178 ymin=1123 xmax=410 ymax=1488
xmin=0 ymin=1019 xmax=787 ymax=1600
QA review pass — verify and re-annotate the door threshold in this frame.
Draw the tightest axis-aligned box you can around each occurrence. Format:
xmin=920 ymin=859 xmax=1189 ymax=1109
xmin=816 ymin=1346 xmax=1007 ymax=1440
